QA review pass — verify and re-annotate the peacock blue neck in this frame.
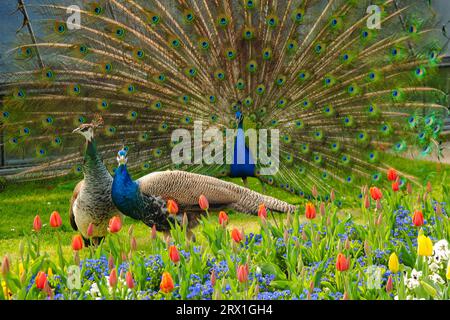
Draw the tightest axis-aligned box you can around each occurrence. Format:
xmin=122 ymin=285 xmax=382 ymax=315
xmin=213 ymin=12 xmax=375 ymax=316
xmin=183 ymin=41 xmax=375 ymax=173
xmin=111 ymin=164 xmax=141 ymax=220
xmin=231 ymin=117 xmax=256 ymax=178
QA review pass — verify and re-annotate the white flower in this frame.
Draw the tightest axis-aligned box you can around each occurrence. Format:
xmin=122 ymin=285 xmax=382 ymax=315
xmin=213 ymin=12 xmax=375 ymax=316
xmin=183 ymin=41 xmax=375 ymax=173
xmin=405 ymin=278 xmax=420 ymax=290
xmin=429 ymin=273 xmax=445 ymax=285
xmin=429 ymin=262 xmax=441 ymax=273
xmin=86 ymin=282 xmax=101 ymax=298
xmin=434 ymin=240 xmax=448 ymax=253
xmin=410 ymin=269 xmax=422 ymax=281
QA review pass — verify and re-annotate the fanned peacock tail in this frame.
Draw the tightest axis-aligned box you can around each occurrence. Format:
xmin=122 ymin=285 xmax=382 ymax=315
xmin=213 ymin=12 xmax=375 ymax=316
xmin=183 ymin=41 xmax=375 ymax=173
xmin=0 ymin=0 xmax=448 ymax=198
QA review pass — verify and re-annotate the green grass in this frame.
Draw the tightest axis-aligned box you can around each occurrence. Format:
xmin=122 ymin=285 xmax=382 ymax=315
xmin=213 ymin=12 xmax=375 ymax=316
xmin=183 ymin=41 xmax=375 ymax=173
xmin=0 ymin=155 xmax=449 ymax=259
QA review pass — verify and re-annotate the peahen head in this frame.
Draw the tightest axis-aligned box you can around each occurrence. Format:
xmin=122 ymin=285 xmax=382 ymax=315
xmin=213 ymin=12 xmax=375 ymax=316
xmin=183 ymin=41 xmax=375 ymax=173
xmin=72 ymin=115 xmax=103 ymax=142
xmin=72 ymin=123 xmax=95 ymax=142
xmin=116 ymin=149 xmax=128 ymax=166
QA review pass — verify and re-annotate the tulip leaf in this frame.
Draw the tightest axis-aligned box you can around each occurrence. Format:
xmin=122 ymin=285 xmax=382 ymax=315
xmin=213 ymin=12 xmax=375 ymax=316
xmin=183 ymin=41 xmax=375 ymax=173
xmin=259 ymin=262 xmax=286 ymax=280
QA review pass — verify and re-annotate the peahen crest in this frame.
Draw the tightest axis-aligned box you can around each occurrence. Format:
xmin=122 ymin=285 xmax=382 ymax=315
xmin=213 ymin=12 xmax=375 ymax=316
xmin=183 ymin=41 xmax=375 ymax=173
xmin=0 ymin=0 xmax=448 ymax=198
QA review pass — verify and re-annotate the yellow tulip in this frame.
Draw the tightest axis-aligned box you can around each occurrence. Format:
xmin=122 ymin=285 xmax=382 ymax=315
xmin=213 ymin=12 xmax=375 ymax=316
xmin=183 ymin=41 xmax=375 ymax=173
xmin=388 ymin=252 xmax=399 ymax=273
xmin=48 ymin=267 xmax=53 ymax=277
xmin=417 ymin=235 xmax=433 ymax=257
xmin=446 ymin=260 xmax=450 ymax=280
xmin=1 ymin=280 xmax=11 ymax=298
xmin=19 ymin=263 xmax=24 ymax=277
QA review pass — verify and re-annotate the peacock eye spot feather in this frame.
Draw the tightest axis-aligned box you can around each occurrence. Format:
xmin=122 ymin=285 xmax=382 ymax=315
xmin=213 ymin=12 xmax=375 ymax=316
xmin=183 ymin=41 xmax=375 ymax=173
xmin=362 ymin=31 xmax=368 ymax=38
xmin=343 ymin=54 xmax=349 ymax=60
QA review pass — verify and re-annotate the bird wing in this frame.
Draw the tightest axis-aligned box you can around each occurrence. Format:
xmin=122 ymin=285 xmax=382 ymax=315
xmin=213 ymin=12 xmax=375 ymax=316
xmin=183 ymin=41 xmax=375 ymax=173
xmin=137 ymin=171 xmax=239 ymax=206
xmin=69 ymin=180 xmax=84 ymax=231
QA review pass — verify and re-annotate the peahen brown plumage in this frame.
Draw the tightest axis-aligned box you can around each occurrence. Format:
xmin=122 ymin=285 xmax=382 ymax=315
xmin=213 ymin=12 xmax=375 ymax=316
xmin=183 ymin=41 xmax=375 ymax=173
xmin=68 ymin=116 xmax=119 ymax=243
xmin=0 ymin=0 xmax=448 ymax=203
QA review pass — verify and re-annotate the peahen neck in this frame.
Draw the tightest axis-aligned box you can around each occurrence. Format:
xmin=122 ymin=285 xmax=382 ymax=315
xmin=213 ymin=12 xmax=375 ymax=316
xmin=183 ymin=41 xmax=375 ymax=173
xmin=83 ymin=138 xmax=112 ymax=183
xmin=111 ymin=164 xmax=141 ymax=220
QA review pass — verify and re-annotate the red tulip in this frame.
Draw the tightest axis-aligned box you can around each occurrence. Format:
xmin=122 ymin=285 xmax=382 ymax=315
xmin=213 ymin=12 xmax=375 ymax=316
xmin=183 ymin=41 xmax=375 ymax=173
xmin=199 ymin=195 xmax=209 ymax=211
xmin=130 ymin=237 xmax=137 ymax=251
xmin=72 ymin=234 xmax=84 ymax=251
xmin=126 ymin=271 xmax=135 ymax=289
xmin=109 ymin=268 xmax=117 ymax=287
xmin=258 ymin=204 xmax=267 ymax=220
xmin=426 ymin=181 xmax=432 ymax=193
xmin=406 ymin=182 xmax=412 ymax=194
xmin=369 ymin=187 xmax=382 ymax=201
xmin=330 ymin=189 xmax=335 ymax=202
xmin=387 ymin=168 xmax=398 ymax=181
xmin=151 ymin=225 xmax=157 ymax=240
xmin=33 ymin=215 xmax=42 ymax=232
xmin=167 ymin=199 xmax=179 ymax=215
xmin=319 ymin=202 xmax=326 ymax=216
xmin=311 ymin=185 xmax=318 ymax=198
xmin=87 ymin=223 xmax=94 ymax=238
xmin=305 ymin=202 xmax=316 ymax=220
xmin=237 ymin=264 xmax=249 ymax=283
xmin=364 ymin=194 xmax=370 ymax=209
xmin=231 ymin=228 xmax=244 ymax=243
xmin=336 ymin=253 xmax=349 ymax=272
xmin=35 ymin=271 xmax=47 ymax=290
xmin=1 ymin=255 xmax=10 ymax=276
xmin=210 ymin=271 xmax=216 ymax=286
xmin=109 ymin=216 xmax=122 ymax=233
xmin=391 ymin=181 xmax=400 ymax=192
xmin=49 ymin=211 xmax=62 ymax=228
xmin=160 ymin=272 xmax=175 ymax=293
xmin=168 ymin=245 xmax=180 ymax=263
xmin=412 ymin=210 xmax=424 ymax=227
xmin=108 ymin=254 xmax=115 ymax=270
xmin=218 ymin=211 xmax=228 ymax=226
xmin=386 ymin=275 xmax=393 ymax=292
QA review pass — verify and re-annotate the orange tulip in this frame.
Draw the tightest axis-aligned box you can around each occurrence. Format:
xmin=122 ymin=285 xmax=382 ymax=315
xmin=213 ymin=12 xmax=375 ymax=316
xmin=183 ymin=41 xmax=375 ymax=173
xmin=412 ymin=210 xmax=424 ymax=227
xmin=258 ymin=204 xmax=267 ymax=220
xmin=387 ymin=168 xmax=398 ymax=181
xmin=237 ymin=264 xmax=249 ymax=283
xmin=109 ymin=216 xmax=122 ymax=233
xmin=49 ymin=211 xmax=62 ymax=228
xmin=218 ymin=211 xmax=228 ymax=226
xmin=305 ymin=202 xmax=316 ymax=220
xmin=426 ymin=181 xmax=432 ymax=193
xmin=198 ymin=195 xmax=209 ymax=211
xmin=391 ymin=181 xmax=400 ymax=192
xmin=109 ymin=268 xmax=117 ymax=287
xmin=33 ymin=215 xmax=42 ymax=232
xmin=336 ymin=253 xmax=349 ymax=272
xmin=231 ymin=228 xmax=244 ymax=243
xmin=160 ymin=272 xmax=175 ymax=293
xmin=167 ymin=199 xmax=179 ymax=215
xmin=169 ymin=245 xmax=180 ymax=263
xmin=369 ymin=187 xmax=382 ymax=201
xmin=72 ymin=234 xmax=84 ymax=251
xmin=35 ymin=271 xmax=47 ymax=290
xmin=126 ymin=271 xmax=134 ymax=289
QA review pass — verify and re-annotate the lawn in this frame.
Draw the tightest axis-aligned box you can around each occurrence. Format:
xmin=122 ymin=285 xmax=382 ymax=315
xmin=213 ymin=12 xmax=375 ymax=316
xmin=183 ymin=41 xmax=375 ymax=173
xmin=0 ymin=154 xmax=448 ymax=259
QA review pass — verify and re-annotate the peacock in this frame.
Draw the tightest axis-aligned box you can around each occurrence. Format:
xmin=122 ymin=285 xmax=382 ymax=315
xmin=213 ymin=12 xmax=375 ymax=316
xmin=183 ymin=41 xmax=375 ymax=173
xmin=112 ymin=148 xmax=296 ymax=232
xmin=69 ymin=116 xmax=118 ymax=244
xmin=0 ymin=0 xmax=448 ymax=203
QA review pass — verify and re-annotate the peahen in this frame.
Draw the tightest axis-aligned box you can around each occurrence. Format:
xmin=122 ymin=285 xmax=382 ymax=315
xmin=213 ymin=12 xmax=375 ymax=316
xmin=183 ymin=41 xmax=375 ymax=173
xmin=69 ymin=116 xmax=118 ymax=244
xmin=112 ymin=148 xmax=296 ymax=231
xmin=0 ymin=0 xmax=448 ymax=201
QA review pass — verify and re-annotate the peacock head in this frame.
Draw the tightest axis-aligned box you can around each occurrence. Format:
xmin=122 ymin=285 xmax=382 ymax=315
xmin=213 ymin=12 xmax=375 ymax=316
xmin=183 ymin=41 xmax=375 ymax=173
xmin=235 ymin=110 xmax=244 ymax=125
xmin=117 ymin=149 xmax=128 ymax=166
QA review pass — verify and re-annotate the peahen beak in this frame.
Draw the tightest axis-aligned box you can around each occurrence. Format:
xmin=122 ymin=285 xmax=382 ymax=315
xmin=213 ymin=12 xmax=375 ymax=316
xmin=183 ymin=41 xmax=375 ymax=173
xmin=72 ymin=127 xmax=81 ymax=134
